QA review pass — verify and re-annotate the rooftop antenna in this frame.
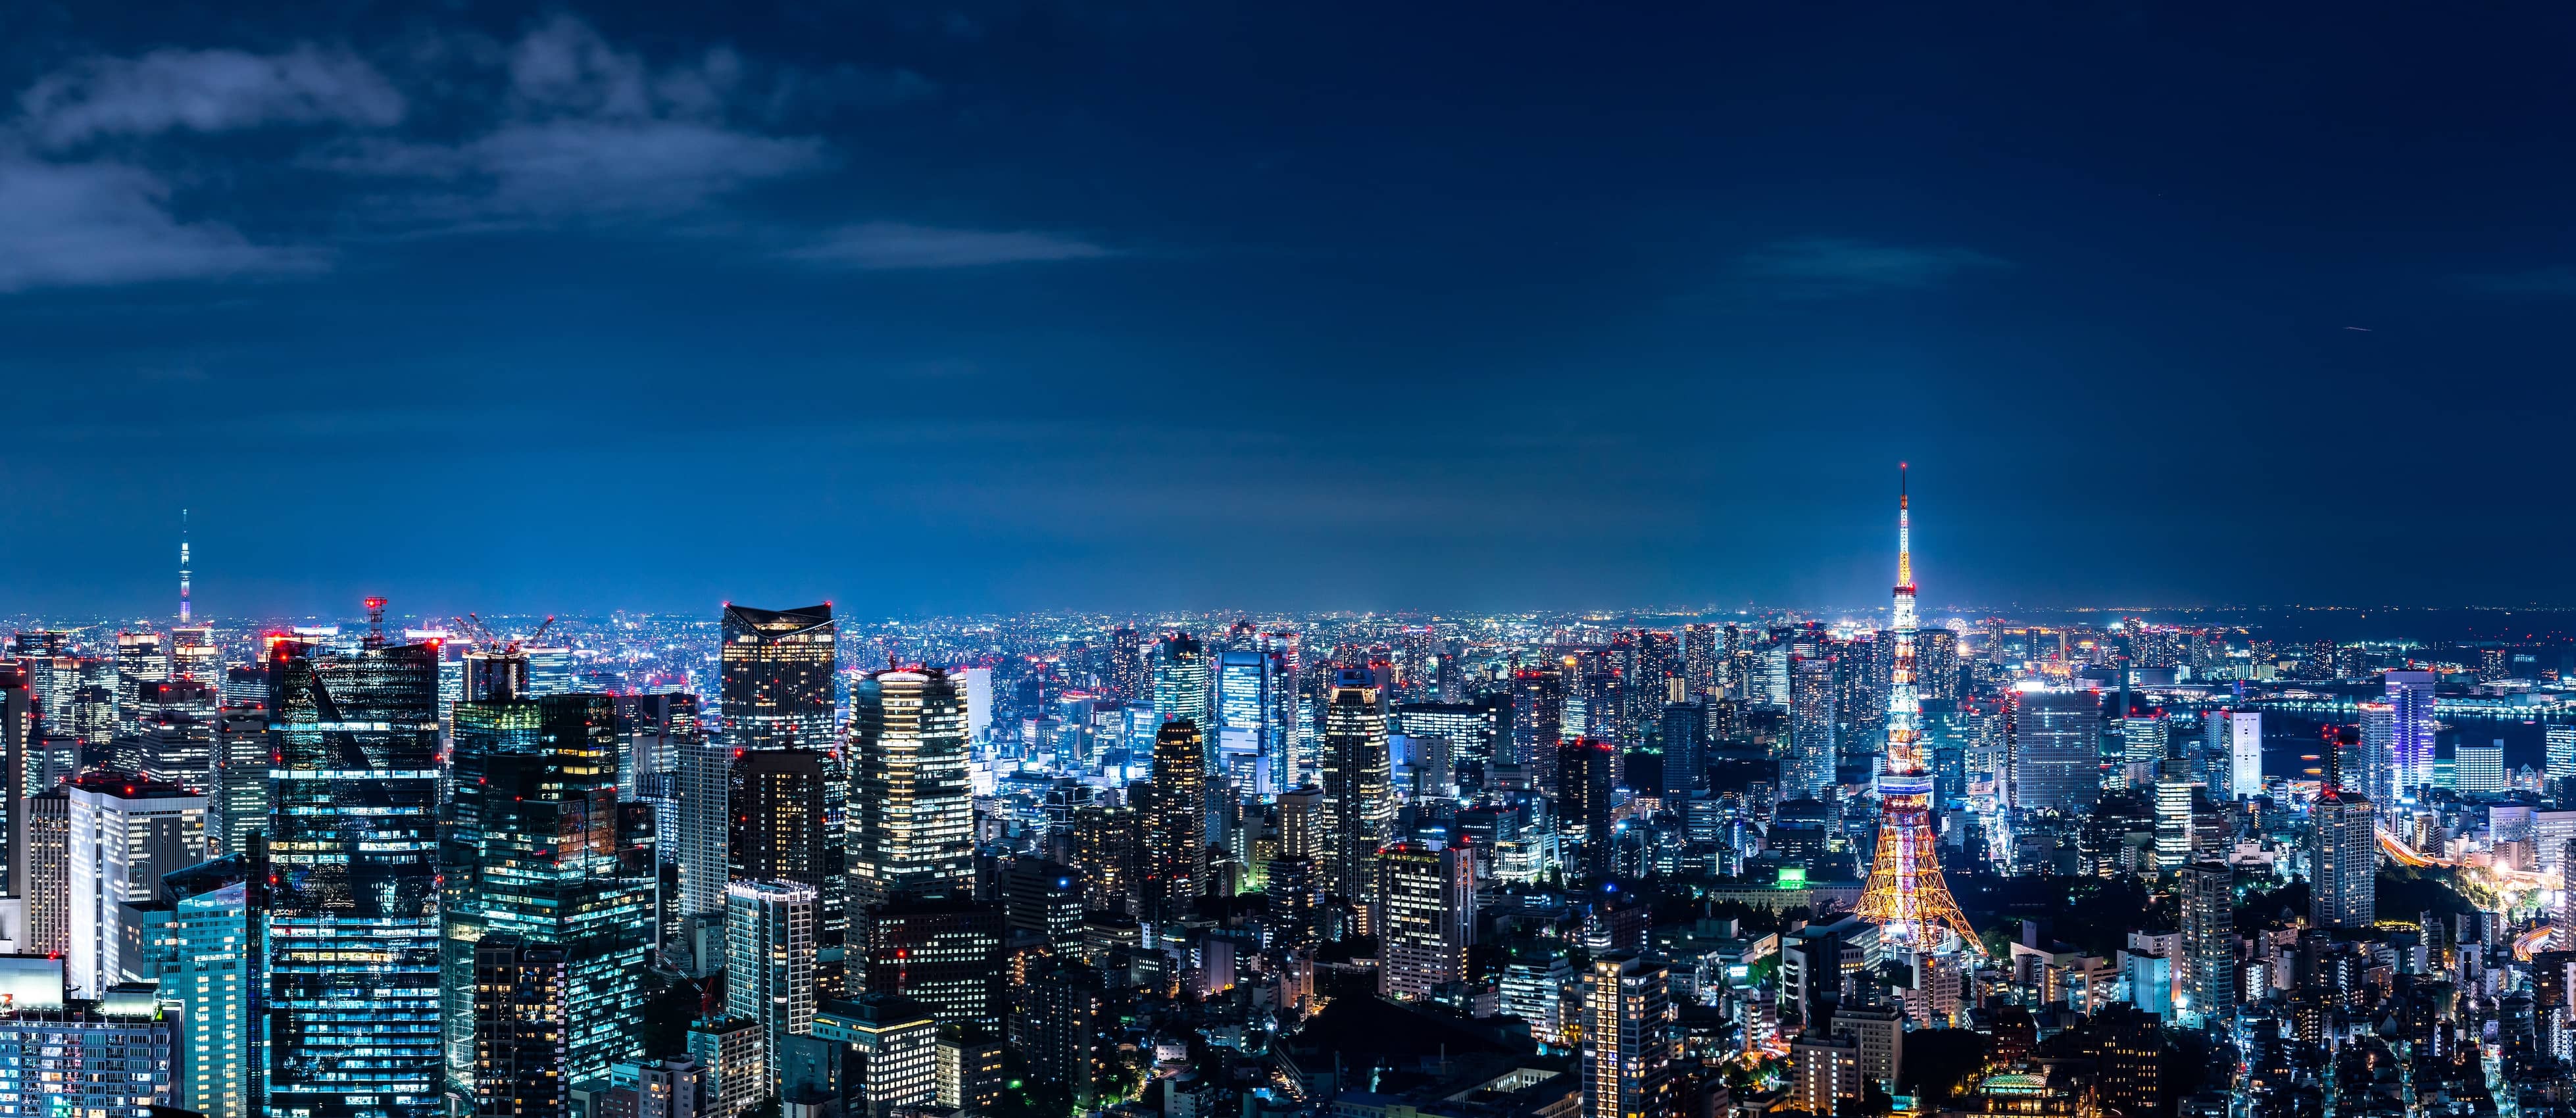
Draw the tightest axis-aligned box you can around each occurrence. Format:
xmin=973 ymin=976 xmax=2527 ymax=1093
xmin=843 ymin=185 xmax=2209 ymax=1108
xmin=364 ymin=596 xmax=387 ymax=649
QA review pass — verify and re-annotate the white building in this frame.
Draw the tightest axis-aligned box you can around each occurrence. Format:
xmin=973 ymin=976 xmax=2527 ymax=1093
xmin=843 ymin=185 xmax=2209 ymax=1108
xmin=66 ymin=775 xmax=205 ymax=998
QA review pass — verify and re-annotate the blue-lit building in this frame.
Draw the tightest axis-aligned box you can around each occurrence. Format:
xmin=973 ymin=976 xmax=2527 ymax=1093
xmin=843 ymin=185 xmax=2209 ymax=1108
xmin=172 ymin=879 xmax=260 ymax=1118
xmin=442 ymin=692 xmax=653 ymax=1107
xmin=264 ymin=635 xmax=445 ymax=1118
xmin=1214 ymin=646 xmax=1289 ymax=794
xmin=0 ymin=978 xmax=174 ymax=1118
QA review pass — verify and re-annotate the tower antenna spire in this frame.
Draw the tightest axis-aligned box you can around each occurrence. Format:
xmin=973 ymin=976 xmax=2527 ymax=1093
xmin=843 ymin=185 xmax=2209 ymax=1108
xmin=1857 ymin=463 xmax=1980 ymax=954
xmin=178 ymin=508 xmax=192 ymax=623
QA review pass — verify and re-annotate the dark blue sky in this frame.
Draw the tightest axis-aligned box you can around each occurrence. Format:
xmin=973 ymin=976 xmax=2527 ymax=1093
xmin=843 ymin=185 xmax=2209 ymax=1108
xmin=3 ymin=1 xmax=2571 ymax=618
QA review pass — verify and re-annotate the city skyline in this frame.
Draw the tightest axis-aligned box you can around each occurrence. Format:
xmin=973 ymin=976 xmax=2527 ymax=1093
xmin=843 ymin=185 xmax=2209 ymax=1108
xmin=6 ymin=3 xmax=2576 ymax=614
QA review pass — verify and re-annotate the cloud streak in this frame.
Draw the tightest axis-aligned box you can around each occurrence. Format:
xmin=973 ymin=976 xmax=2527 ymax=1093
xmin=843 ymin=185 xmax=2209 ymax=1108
xmin=0 ymin=154 xmax=324 ymax=291
xmin=19 ymin=45 xmax=405 ymax=147
xmin=785 ymin=222 xmax=1111 ymax=270
xmin=1737 ymin=237 xmax=2010 ymax=297
xmin=0 ymin=16 xmax=1102 ymax=293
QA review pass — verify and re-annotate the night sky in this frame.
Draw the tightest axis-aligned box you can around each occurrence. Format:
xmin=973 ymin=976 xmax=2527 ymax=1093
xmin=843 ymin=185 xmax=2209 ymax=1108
xmin=3 ymin=2 xmax=2571 ymax=618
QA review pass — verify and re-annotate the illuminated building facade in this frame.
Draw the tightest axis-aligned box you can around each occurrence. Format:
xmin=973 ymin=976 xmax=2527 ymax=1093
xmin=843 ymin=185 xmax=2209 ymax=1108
xmin=470 ymin=936 xmax=570 ymax=1118
xmin=1152 ymin=633 xmax=1212 ymax=733
xmin=1141 ymin=719 xmax=1206 ymax=924
xmin=442 ymin=694 xmax=653 ymax=1100
xmin=853 ymin=896 xmax=1004 ymax=1029
xmin=66 ymin=773 xmax=205 ymax=997
xmin=1558 ymin=739 xmax=1615 ymax=883
xmin=173 ymin=878 xmax=261 ymax=1118
xmin=1319 ymin=670 xmax=1393 ymax=904
xmin=2011 ymin=689 xmax=2102 ymax=815
xmin=848 ymin=668 xmax=974 ymax=908
xmin=731 ymin=748 xmax=848 ymax=994
xmin=1581 ymin=952 xmax=1673 ymax=1118
xmin=264 ymin=635 xmax=444 ymax=1118
xmin=726 ymin=880 xmax=818 ymax=1094
xmin=2309 ymin=729 xmax=2375 ymax=931
xmin=2383 ymin=669 xmax=2435 ymax=800
xmin=1787 ymin=654 xmax=1836 ymax=801
xmin=1373 ymin=840 xmax=1475 ymax=1000
xmin=718 ymin=604 xmax=837 ymax=750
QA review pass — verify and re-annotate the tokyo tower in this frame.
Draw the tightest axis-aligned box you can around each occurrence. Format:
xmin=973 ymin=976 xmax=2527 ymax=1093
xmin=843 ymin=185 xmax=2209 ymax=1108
xmin=1855 ymin=464 xmax=1981 ymax=954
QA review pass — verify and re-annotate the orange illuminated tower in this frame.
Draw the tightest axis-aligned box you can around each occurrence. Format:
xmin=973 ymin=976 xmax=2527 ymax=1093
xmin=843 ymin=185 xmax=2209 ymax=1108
xmin=1856 ymin=466 xmax=1981 ymax=953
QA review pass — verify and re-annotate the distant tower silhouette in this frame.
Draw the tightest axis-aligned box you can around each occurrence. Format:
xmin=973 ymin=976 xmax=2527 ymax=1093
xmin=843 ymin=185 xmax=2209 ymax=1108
xmin=178 ymin=509 xmax=191 ymax=623
xmin=1856 ymin=466 xmax=1981 ymax=953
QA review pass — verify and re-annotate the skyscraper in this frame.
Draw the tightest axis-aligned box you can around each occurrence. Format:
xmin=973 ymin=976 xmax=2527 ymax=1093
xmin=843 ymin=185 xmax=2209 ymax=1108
xmin=1318 ymin=670 xmax=1393 ymax=905
xmin=264 ymin=633 xmax=443 ymax=1118
xmin=1141 ymin=720 xmax=1206 ymax=924
xmin=2177 ymin=860 xmax=2232 ymax=1023
xmin=1507 ymin=668 xmax=1564 ymax=782
xmin=2458 ymin=741 xmax=2506 ymax=795
xmin=1786 ymin=654 xmax=1835 ymax=801
xmin=2310 ymin=729 xmax=2375 ymax=931
xmin=2548 ymin=725 xmax=2576 ymax=789
xmin=2383 ymin=669 xmax=2436 ymax=801
xmin=676 ymin=734 xmax=733 ymax=956
xmin=2228 ymin=711 xmax=2263 ymax=800
xmin=1657 ymin=701 xmax=1703 ymax=802
xmin=1151 ymin=633 xmax=1212 ymax=733
xmin=730 ymin=748 xmax=848 ymax=994
xmin=727 ymin=880 xmax=818 ymax=1096
xmin=1581 ymin=952 xmax=1673 ymax=1118
xmin=470 ymin=936 xmax=571 ymax=1118
xmin=719 ymin=604 xmax=836 ymax=750
xmin=1558 ymin=739 xmax=1616 ymax=884
xmin=852 ymin=896 xmax=1005 ymax=1029
xmin=65 ymin=773 xmax=205 ymax=996
xmin=213 ymin=706 xmax=267 ymax=858
xmin=172 ymin=875 xmax=262 ymax=1118
xmin=442 ymin=693 xmax=654 ymax=1100
xmin=1213 ymin=646 xmax=1287 ymax=794
xmin=1855 ymin=470 xmax=1980 ymax=955
xmin=1373 ymin=840 xmax=1474 ymax=1001
xmin=2010 ymin=687 xmax=2102 ymax=815
xmin=17 ymin=787 xmax=68 ymax=956
xmin=847 ymin=668 xmax=974 ymax=908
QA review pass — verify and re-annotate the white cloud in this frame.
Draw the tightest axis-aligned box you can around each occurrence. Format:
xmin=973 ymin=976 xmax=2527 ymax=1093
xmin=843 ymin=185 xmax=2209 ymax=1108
xmin=786 ymin=222 xmax=1110 ymax=270
xmin=0 ymin=154 xmax=322 ymax=291
xmin=18 ymin=45 xmax=405 ymax=147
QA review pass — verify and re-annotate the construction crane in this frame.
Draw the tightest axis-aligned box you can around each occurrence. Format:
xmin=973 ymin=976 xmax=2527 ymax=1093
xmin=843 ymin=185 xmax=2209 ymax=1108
xmin=447 ymin=612 xmax=555 ymax=656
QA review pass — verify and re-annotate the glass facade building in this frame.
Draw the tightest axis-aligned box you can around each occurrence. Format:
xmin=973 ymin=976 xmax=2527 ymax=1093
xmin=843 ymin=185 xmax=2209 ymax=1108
xmin=441 ymin=693 xmax=653 ymax=1105
xmin=263 ymin=637 xmax=444 ymax=1118
xmin=718 ymin=604 xmax=837 ymax=751
xmin=847 ymin=669 xmax=973 ymax=908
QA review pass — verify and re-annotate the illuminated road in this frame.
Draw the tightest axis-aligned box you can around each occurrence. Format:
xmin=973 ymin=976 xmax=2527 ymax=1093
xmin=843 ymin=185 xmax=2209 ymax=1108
xmin=2514 ymin=925 xmax=2555 ymax=961
xmin=2379 ymin=828 xmax=2452 ymax=867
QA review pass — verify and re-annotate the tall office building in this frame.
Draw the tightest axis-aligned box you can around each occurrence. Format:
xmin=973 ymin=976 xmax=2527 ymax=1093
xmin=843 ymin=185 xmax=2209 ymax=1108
xmin=2548 ymin=726 xmax=2576 ymax=789
xmin=1507 ymin=669 xmax=1564 ymax=780
xmin=443 ymin=693 xmax=653 ymax=1100
xmin=0 ymin=671 xmax=28 ymax=896
xmin=719 ymin=604 xmax=836 ymax=750
xmin=853 ymin=896 xmax=1005 ymax=1029
xmin=1373 ymin=840 xmax=1474 ymax=1001
xmin=677 ymin=737 xmax=733 ymax=942
xmin=2122 ymin=711 xmax=2169 ymax=766
xmin=2010 ymin=687 xmax=2102 ymax=814
xmin=1002 ymin=859 xmax=1083 ymax=958
xmin=1214 ymin=646 xmax=1288 ymax=794
xmin=848 ymin=668 xmax=974 ymax=908
xmin=1559 ymin=739 xmax=1616 ymax=883
xmin=172 ymin=875 xmax=262 ymax=1118
xmin=470 ymin=936 xmax=571 ymax=1118
xmin=1318 ymin=671 xmax=1393 ymax=904
xmin=2458 ymin=741 xmax=2506 ymax=795
xmin=114 ymin=631 xmax=171 ymax=736
xmin=1581 ymin=952 xmax=1673 ymax=1118
xmin=2383 ymin=669 xmax=2436 ymax=800
xmin=264 ymin=634 xmax=443 ymax=1118
xmin=18 ymin=788 xmax=68 ymax=956
xmin=2310 ymin=729 xmax=2375 ymax=931
xmin=2153 ymin=772 xmax=2194 ymax=871
xmin=1008 ymin=961 xmax=1104 ymax=1108
xmin=66 ymin=773 xmax=206 ymax=996
xmin=727 ymin=881 xmax=819 ymax=1094
xmin=1152 ymin=634 xmax=1212 ymax=733
xmin=687 ymin=1019 xmax=764 ymax=1118
xmin=1681 ymin=624 xmax=1719 ymax=700
xmin=1141 ymin=720 xmax=1207 ymax=924
xmin=1658 ymin=702 xmax=1704 ymax=802
xmin=731 ymin=748 xmax=849 ymax=994
xmin=803 ymin=995 xmax=939 ymax=1118
xmin=212 ymin=707 xmax=267 ymax=858
xmin=2177 ymin=860 xmax=2232 ymax=1023
xmin=1786 ymin=656 xmax=1836 ymax=800
xmin=1070 ymin=804 xmax=1140 ymax=916
xmin=2227 ymin=711 xmax=2263 ymax=800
